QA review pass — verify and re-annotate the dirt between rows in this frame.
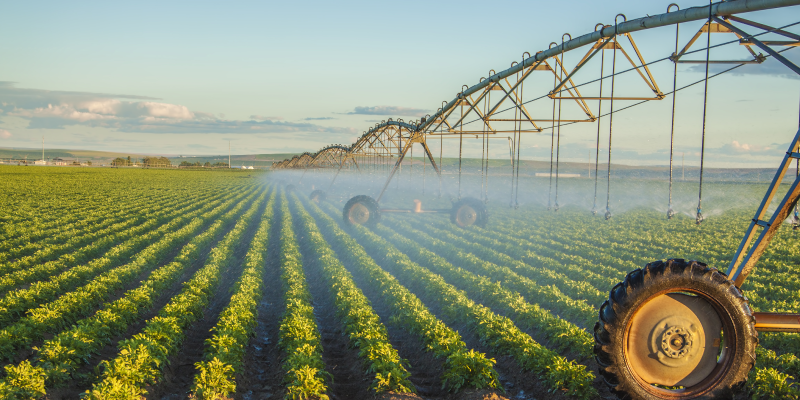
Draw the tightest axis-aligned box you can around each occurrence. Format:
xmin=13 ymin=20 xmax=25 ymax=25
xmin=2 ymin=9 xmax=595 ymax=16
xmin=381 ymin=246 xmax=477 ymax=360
xmin=341 ymin=220 xmax=582 ymax=400
xmin=304 ymin=199 xmax=510 ymax=400
xmin=41 ymin=194 xmax=259 ymax=399
xmin=237 ymin=197 xmax=287 ymax=400
xmin=147 ymin=195 xmax=269 ymax=399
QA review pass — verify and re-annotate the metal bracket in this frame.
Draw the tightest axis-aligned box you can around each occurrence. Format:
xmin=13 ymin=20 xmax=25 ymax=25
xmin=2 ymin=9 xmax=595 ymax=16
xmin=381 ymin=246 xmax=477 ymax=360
xmin=728 ymin=126 xmax=800 ymax=287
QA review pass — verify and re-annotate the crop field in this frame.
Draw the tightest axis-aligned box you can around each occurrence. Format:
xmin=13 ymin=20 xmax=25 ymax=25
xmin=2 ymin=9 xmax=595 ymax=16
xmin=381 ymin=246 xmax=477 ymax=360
xmin=0 ymin=166 xmax=797 ymax=400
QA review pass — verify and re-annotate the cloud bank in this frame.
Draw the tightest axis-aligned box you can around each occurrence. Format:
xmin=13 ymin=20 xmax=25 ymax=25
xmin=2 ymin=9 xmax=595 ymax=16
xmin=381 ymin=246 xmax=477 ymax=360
xmin=347 ymin=105 xmax=430 ymax=117
xmin=0 ymin=82 xmax=355 ymax=135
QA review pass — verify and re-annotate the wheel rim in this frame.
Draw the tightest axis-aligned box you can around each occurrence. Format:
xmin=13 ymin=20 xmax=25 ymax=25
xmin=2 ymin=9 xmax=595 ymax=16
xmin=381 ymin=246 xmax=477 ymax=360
xmin=624 ymin=290 xmax=734 ymax=397
xmin=455 ymin=205 xmax=477 ymax=227
xmin=348 ymin=203 xmax=370 ymax=225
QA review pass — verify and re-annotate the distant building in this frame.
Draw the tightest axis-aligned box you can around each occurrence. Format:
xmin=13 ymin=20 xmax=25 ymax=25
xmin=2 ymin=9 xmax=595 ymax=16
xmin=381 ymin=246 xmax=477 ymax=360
xmin=52 ymin=157 xmax=68 ymax=166
xmin=34 ymin=160 xmax=47 ymax=165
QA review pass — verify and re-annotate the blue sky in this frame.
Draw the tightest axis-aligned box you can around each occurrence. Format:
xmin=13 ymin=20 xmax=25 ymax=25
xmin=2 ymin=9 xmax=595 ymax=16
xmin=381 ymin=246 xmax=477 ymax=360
xmin=1 ymin=0 xmax=798 ymax=167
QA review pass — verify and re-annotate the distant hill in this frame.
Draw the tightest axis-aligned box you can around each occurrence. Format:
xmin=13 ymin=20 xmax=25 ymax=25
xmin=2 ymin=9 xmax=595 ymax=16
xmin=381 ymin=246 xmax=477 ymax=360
xmin=0 ymin=147 xmax=297 ymax=168
xmin=0 ymin=147 xmax=780 ymax=182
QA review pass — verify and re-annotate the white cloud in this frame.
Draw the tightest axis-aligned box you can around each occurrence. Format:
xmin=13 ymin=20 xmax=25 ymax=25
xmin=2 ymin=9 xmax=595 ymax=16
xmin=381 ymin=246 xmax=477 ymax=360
xmin=0 ymin=129 xmax=10 ymax=139
xmin=723 ymin=140 xmax=773 ymax=154
xmin=0 ymin=82 xmax=350 ymax=134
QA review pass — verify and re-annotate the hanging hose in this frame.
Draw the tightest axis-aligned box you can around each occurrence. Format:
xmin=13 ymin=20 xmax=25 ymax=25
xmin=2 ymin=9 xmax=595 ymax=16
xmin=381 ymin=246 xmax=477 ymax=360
xmin=458 ymin=91 xmax=465 ymax=200
xmin=548 ymin=42 xmax=558 ymax=211
xmin=696 ymin=4 xmax=712 ymax=225
xmin=667 ymin=4 xmax=680 ymax=220
xmin=510 ymin=63 xmax=520 ymax=207
xmin=514 ymin=54 xmax=528 ymax=209
xmin=592 ymin=25 xmax=605 ymax=216
xmin=555 ymin=34 xmax=571 ymax=212
xmin=606 ymin=16 xmax=624 ymax=220
xmin=440 ymin=102 xmax=445 ymax=199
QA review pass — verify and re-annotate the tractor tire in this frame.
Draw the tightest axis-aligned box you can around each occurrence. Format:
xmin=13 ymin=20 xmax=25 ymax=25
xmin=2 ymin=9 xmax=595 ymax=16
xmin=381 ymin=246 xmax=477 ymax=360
xmin=343 ymin=195 xmax=380 ymax=227
xmin=450 ymin=197 xmax=488 ymax=228
xmin=594 ymin=259 xmax=757 ymax=400
xmin=310 ymin=190 xmax=326 ymax=203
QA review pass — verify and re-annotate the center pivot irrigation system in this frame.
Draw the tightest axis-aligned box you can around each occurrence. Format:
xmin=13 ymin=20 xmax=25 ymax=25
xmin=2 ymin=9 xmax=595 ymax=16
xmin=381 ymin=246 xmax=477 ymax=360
xmin=274 ymin=0 xmax=800 ymax=398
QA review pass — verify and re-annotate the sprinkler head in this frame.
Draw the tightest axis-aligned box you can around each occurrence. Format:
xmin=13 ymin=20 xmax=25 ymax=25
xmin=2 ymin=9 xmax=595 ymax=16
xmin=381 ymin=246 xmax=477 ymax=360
xmin=604 ymin=209 xmax=612 ymax=220
xmin=696 ymin=212 xmax=704 ymax=225
xmin=554 ymin=203 xmax=560 ymax=212
xmin=667 ymin=208 xmax=675 ymax=219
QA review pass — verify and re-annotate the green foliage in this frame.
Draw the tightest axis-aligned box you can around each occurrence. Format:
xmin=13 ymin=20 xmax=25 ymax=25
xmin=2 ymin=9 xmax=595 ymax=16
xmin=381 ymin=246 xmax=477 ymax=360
xmin=303 ymin=197 xmax=499 ymax=393
xmin=191 ymin=191 xmax=277 ymax=399
xmin=85 ymin=187 xmax=267 ymax=398
xmin=290 ymin=194 xmax=414 ymax=394
xmin=277 ymin=193 xmax=329 ymax=399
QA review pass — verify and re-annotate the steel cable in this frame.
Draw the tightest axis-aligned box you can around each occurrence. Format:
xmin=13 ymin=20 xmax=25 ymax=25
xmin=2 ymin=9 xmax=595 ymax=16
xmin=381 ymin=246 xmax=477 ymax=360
xmin=668 ymin=4 xmax=680 ymax=220
xmin=696 ymin=4 xmax=712 ymax=226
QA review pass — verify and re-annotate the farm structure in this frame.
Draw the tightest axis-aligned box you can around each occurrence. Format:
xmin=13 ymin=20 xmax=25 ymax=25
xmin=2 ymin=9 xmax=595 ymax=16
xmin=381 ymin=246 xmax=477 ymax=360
xmin=272 ymin=0 xmax=800 ymax=398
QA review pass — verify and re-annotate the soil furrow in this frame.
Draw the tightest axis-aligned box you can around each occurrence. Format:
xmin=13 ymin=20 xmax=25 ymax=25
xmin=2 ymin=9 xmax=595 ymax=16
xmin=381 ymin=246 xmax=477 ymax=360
xmin=291 ymin=199 xmax=372 ymax=400
xmin=147 ymin=193 xmax=268 ymax=399
xmin=238 ymin=194 xmax=284 ymax=400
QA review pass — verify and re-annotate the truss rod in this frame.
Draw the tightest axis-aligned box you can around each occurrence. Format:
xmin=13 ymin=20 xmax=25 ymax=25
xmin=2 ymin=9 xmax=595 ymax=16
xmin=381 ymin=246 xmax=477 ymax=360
xmin=420 ymin=0 xmax=800 ymax=132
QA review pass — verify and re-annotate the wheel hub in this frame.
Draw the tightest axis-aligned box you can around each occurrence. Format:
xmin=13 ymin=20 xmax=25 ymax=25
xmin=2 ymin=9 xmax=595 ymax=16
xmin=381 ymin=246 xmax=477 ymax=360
xmin=348 ymin=203 xmax=370 ymax=224
xmin=456 ymin=205 xmax=477 ymax=227
xmin=660 ymin=325 xmax=694 ymax=359
xmin=626 ymin=293 xmax=722 ymax=387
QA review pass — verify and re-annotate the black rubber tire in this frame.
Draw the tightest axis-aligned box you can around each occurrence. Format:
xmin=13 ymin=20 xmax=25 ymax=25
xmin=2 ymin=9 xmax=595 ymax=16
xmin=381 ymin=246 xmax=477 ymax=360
xmin=450 ymin=197 xmax=488 ymax=228
xmin=342 ymin=195 xmax=380 ymax=227
xmin=309 ymin=190 xmax=326 ymax=203
xmin=594 ymin=259 xmax=757 ymax=400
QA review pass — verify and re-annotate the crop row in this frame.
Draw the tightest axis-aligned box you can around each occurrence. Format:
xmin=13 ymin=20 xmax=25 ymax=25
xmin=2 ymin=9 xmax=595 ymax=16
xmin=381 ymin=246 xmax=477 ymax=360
xmin=425 ymin=218 xmax=620 ymax=297
xmin=392 ymin=217 xmax=600 ymax=328
xmin=85 ymin=186 xmax=267 ymax=398
xmin=0 ymin=188 xmax=214 ymax=268
xmin=0 ymin=188 xmax=258 ymax=364
xmin=380 ymin=216 xmax=594 ymax=359
xmin=332 ymin=209 xmax=596 ymax=399
xmin=0 ymin=191 xmax=218 ymax=298
xmin=190 ymin=188 xmax=277 ymax=399
xmin=0 ymin=189 xmax=237 ymax=330
xmin=303 ymin=197 xmax=502 ymax=392
xmin=0 ymin=186 xmax=266 ymax=398
xmin=274 ymin=193 xmax=329 ymax=399
xmin=290 ymin=194 xmax=414 ymax=394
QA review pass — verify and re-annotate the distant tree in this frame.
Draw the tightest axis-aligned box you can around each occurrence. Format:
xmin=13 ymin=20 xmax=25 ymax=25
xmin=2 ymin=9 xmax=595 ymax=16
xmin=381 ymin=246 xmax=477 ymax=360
xmin=143 ymin=156 xmax=172 ymax=167
xmin=112 ymin=157 xmax=126 ymax=166
xmin=204 ymin=161 xmax=211 ymax=167
xmin=126 ymin=156 xmax=131 ymax=165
